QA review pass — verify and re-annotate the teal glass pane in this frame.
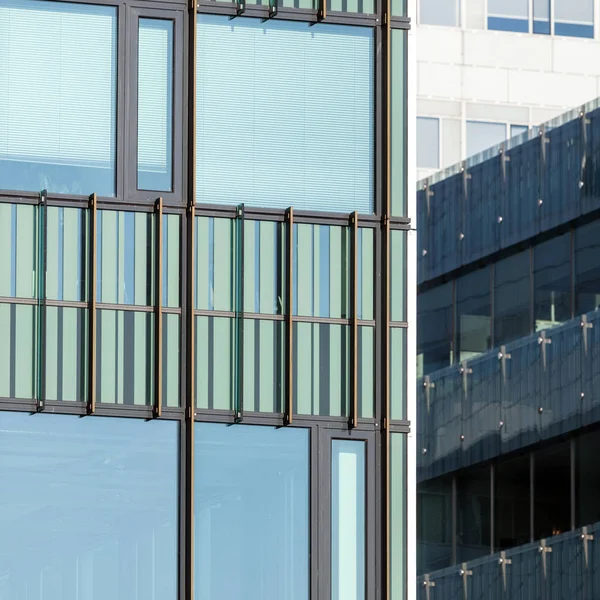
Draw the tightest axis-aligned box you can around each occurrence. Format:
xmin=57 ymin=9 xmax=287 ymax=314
xmin=195 ymin=315 xmax=236 ymax=410
xmin=392 ymin=0 xmax=407 ymax=15
xmin=194 ymin=424 xmax=309 ymax=600
xmin=0 ymin=203 xmax=37 ymax=299
xmin=390 ymin=31 xmax=406 ymax=216
xmin=195 ymin=217 xmax=237 ymax=312
xmin=163 ymin=214 xmax=180 ymax=308
xmin=96 ymin=309 xmax=154 ymax=405
xmin=331 ymin=439 xmax=366 ymax=600
xmin=138 ymin=19 xmax=173 ymax=192
xmin=163 ymin=313 xmax=180 ymax=407
xmin=244 ymin=220 xmax=284 ymax=315
xmin=390 ymin=327 xmax=406 ymax=420
xmin=0 ymin=303 xmax=36 ymax=399
xmin=328 ymin=0 xmax=374 ymax=14
xmin=196 ymin=16 xmax=374 ymax=213
xmin=243 ymin=319 xmax=284 ymax=413
xmin=45 ymin=306 xmax=87 ymax=402
xmin=0 ymin=412 xmax=178 ymax=598
xmin=390 ymin=230 xmax=406 ymax=323
xmin=293 ymin=224 xmax=350 ymax=319
xmin=358 ymin=228 xmax=374 ymax=321
xmin=390 ymin=434 xmax=406 ymax=600
xmin=358 ymin=326 xmax=374 ymax=418
xmin=293 ymin=322 xmax=349 ymax=417
xmin=46 ymin=207 xmax=88 ymax=302
xmin=0 ymin=1 xmax=117 ymax=196
xmin=97 ymin=210 xmax=155 ymax=306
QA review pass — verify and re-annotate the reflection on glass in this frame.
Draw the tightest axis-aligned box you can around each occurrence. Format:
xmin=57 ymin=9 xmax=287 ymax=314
xmin=97 ymin=210 xmax=155 ymax=306
xmin=574 ymin=219 xmax=600 ymax=315
xmin=0 ymin=412 xmax=178 ymax=599
xmin=0 ymin=1 xmax=117 ymax=196
xmin=332 ymin=439 xmax=365 ymax=600
xmin=194 ymin=424 xmax=309 ymax=600
xmin=97 ymin=309 xmax=154 ymax=405
xmin=138 ymin=19 xmax=174 ymax=191
xmin=418 ymin=282 xmax=453 ymax=376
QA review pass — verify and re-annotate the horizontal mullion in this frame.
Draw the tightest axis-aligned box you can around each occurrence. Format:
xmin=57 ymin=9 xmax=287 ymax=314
xmin=45 ymin=299 xmax=88 ymax=309
xmin=163 ymin=306 xmax=183 ymax=314
xmin=0 ymin=296 xmax=37 ymax=306
xmin=389 ymin=321 xmax=408 ymax=328
xmin=97 ymin=302 xmax=154 ymax=313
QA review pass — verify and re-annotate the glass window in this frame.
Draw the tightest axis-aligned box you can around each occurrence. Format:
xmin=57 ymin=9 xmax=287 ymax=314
xmin=163 ymin=313 xmax=180 ymax=407
xmin=359 ymin=326 xmax=375 ymax=418
xmin=194 ymin=424 xmax=309 ymax=600
xmin=419 ymin=0 xmax=459 ymax=26
xmin=0 ymin=412 xmax=178 ymax=599
xmin=332 ymin=439 xmax=366 ymax=600
xmin=576 ymin=429 xmax=600 ymax=527
xmin=417 ymin=282 xmax=453 ymax=376
xmin=457 ymin=466 xmax=491 ymax=563
xmin=555 ymin=0 xmax=594 ymax=38
xmin=494 ymin=250 xmax=531 ymax=347
xmin=391 ymin=230 xmax=406 ymax=323
xmin=416 ymin=117 xmax=439 ymax=170
xmin=466 ymin=121 xmax=507 ymax=158
xmin=163 ymin=214 xmax=181 ymax=308
xmin=533 ymin=0 xmax=550 ymax=33
xmin=390 ymin=30 xmax=406 ymax=216
xmin=196 ymin=16 xmax=374 ymax=213
xmin=0 ymin=1 xmax=117 ymax=196
xmin=456 ymin=268 xmax=491 ymax=362
xmin=390 ymin=327 xmax=406 ymax=420
xmin=487 ymin=0 xmax=529 ymax=32
xmin=138 ymin=19 xmax=174 ymax=191
xmin=358 ymin=228 xmax=375 ymax=321
xmin=329 ymin=0 xmax=374 ymax=15
xmin=390 ymin=434 xmax=406 ymax=600
xmin=533 ymin=234 xmax=571 ymax=330
xmin=510 ymin=124 xmax=529 ymax=139
xmin=575 ymin=219 xmax=600 ymax=315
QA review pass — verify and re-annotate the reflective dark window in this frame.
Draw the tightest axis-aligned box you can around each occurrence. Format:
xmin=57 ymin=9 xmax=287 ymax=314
xmin=533 ymin=233 xmax=571 ymax=330
xmin=194 ymin=424 xmax=309 ymax=600
xmin=576 ymin=429 xmax=600 ymax=528
xmin=0 ymin=412 xmax=178 ymax=599
xmin=418 ymin=282 xmax=453 ymax=376
xmin=574 ymin=219 xmax=600 ymax=315
xmin=457 ymin=467 xmax=491 ymax=563
xmin=494 ymin=250 xmax=531 ymax=347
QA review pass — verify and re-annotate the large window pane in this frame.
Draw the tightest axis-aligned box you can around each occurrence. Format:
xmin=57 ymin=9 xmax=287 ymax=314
xmin=163 ymin=214 xmax=181 ymax=308
xmin=419 ymin=0 xmax=459 ymax=25
xmin=466 ymin=121 xmax=507 ymax=158
xmin=196 ymin=16 xmax=374 ymax=213
xmin=194 ymin=424 xmax=309 ymax=600
xmin=359 ymin=326 xmax=375 ymax=418
xmin=457 ymin=466 xmax=491 ymax=563
xmin=555 ymin=0 xmax=593 ymax=38
xmin=487 ymin=0 xmax=529 ymax=32
xmin=576 ymin=429 xmax=600 ymax=527
xmin=358 ymin=228 xmax=374 ymax=321
xmin=494 ymin=250 xmax=531 ymax=347
xmin=416 ymin=117 xmax=439 ymax=170
xmin=0 ymin=1 xmax=117 ymax=196
xmin=163 ymin=313 xmax=180 ymax=407
xmin=0 ymin=413 xmax=178 ymax=600
xmin=390 ymin=327 xmax=406 ymax=420
xmin=418 ymin=282 xmax=453 ymax=376
xmin=533 ymin=233 xmax=571 ymax=330
xmin=574 ymin=219 xmax=600 ymax=315
xmin=391 ymin=230 xmax=406 ymax=322
xmin=332 ymin=439 xmax=366 ymax=600
xmin=390 ymin=434 xmax=406 ymax=600
xmin=456 ymin=267 xmax=491 ymax=362
xmin=390 ymin=30 xmax=406 ymax=216
xmin=138 ymin=19 xmax=173 ymax=191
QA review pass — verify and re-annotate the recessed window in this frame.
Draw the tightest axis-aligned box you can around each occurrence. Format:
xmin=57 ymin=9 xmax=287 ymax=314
xmin=416 ymin=117 xmax=439 ymax=170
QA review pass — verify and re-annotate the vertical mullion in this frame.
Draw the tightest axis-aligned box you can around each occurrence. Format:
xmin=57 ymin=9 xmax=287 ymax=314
xmin=37 ymin=190 xmax=47 ymax=411
xmin=155 ymin=198 xmax=164 ymax=418
xmin=351 ymin=212 xmax=359 ymax=428
xmin=87 ymin=193 xmax=97 ymax=415
xmin=236 ymin=204 xmax=245 ymax=422
xmin=285 ymin=207 xmax=294 ymax=425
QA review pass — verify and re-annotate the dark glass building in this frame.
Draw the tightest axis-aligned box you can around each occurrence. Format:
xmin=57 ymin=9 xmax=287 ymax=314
xmin=416 ymin=99 xmax=600 ymax=597
xmin=0 ymin=0 xmax=413 ymax=598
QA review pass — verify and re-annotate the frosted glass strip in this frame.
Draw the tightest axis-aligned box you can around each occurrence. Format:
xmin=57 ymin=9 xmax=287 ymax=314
xmin=166 ymin=215 xmax=180 ymax=308
xmin=196 ymin=218 xmax=209 ymax=310
xmin=244 ymin=222 xmax=256 ymax=313
xmin=195 ymin=316 xmax=209 ymax=407
xmin=16 ymin=205 xmax=35 ymax=299
xmin=63 ymin=208 xmax=80 ymax=301
xmin=213 ymin=219 xmax=233 ymax=311
xmin=46 ymin=208 xmax=59 ymax=300
xmin=297 ymin=225 xmax=313 ymax=316
xmin=259 ymin=223 xmax=277 ymax=314
xmin=330 ymin=227 xmax=342 ymax=319
xmin=15 ymin=305 xmax=35 ymax=398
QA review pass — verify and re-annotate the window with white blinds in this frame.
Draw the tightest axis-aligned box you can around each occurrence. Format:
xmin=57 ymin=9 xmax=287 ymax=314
xmin=196 ymin=16 xmax=374 ymax=214
xmin=0 ymin=0 xmax=117 ymax=196
xmin=138 ymin=18 xmax=174 ymax=192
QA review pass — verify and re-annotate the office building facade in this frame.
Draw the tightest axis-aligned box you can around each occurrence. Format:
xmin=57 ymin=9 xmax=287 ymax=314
xmin=416 ymin=99 xmax=600 ymax=597
xmin=0 ymin=0 xmax=415 ymax=598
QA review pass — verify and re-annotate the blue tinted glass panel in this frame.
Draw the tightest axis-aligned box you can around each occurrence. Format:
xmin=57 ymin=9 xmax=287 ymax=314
xmin=417 ymin=117 xmax=439 ymax=169
xmin=138 ymin=19 xmax=173 ymax=191
xmin=0 ymin=1 xmax=117 ymax=196
xmin=533 ymin=0 xmax=550 ymax=33
xmin=196 ymin=16 xmax=374 ymax=213
xmin=555 ymin=0 xmax=593 ymax=38
xmin=488 ymin=0 xmax=528 ymax=31
xmin=194 ymin=424 xmax=309 ymax=600
xmin=419 ymin=0 xmax=458 ymax=25
xmin=510 ymin=124 xmax=528 ymax=139
xmin=466 ymin=121 xmax=507 ymax=158
xmin=0 ymin=413 xmax=178 ymax=599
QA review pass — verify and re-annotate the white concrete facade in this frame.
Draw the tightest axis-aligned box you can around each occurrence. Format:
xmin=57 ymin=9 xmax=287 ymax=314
xmin=416 ymin=0 xmax=600 ymax=181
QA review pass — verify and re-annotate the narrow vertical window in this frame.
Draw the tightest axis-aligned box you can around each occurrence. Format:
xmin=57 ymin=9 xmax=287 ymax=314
xmin=138 ymin=19 xmax=174 ymax=191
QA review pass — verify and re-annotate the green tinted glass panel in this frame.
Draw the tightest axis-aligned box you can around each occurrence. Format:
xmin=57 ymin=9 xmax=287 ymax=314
xmin=195 ymin=315 xmax=235 ymax=410
xmin=391 ymin=0 xmax=406 ymax=16
xmin=390 ymin=327 xmax=406 ymax=420
xmin=195 ymin=217 xmax=237 ymax=312
xmin=328 ymin=0 xmax=374 ymax=13
xmin=390 ymin=30 xmax=406 ymax=216
xmin=390 ymin=230 xmax=406 ymax=322
xmin=163 ymin=215 xmax=180 ymax=308
xmin=97 ymin=210 xmax=155 ymax=306
xmin=243 ymin=319 xmax=284 ymax=413
xmin=294 ymin=224 xmax=349 ymax=318
xmin=47 ymin=207 xmax=88 ymax=302
xmin=244 ymin=220 xmax=284 ymax=315
xmin=0 ymin=303 xmax=36 ymax=398
xmin=358 ymin=326 xmax=374 ymax=418
xmin=97 ymin=309 xmax=154 ymax=405
xmin=293 ymin=322 xmax=349 ymax=416
xmin=163 ymin=313 xmax=180 ymax=407
xmin=358 ymin=228 xmax=374 ymax=321
xmin=0 ymin=203 xmax=37 ymax=299
xmin=45 ymin=306 xmax=87 ymax=402
xmin=390 ymin=433 xmax=406 ymax=600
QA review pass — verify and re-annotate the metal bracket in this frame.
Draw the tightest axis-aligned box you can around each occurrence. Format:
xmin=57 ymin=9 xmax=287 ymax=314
xmin=284 ymin=207 xmax=294 ymax=426
xmin=499 ymin=552 xmax=512 ymax=591
xmin=235 ymin=203 xmax=245 ymax=423
xmin=422 ymin=574 xmax=436 ymax=600
xmin=540 ymin=126 xmax=550 ymax=164
xmin=539 ymin=539 xmax=553 ymax=578
xmin=460 ymin=165 xmax=471 ymax=202
xmin=230 ymin=0 xmax=246 ymax=18
xmin=581 ymin=314 xmax=594 ymax=355
xmin=350 ymin=211 xmax=359 ymax=429
xmin=580 ymin=109 xmax=591 ymax=187
xmin=459 ymin=563 xmax=472 ymax=600
xmin=498 ymin=345 xmax=512 ymax=381
xmin=424 ymin=183 xmax=434 ymax=218
xmin=262 ymin=0 xmax=278 ymax=20
xmin=423 ymin=375 xmax=435 ymax=412
xmin=87 ymin=193 xmax=98 ymax=415
xmin=537 ymin=330 xmax=552 ymax=370
xmin=154 ymin=198 xmax=164 ymax=418
xmin=460 ymin=361 xmax=472 ymax=395
xmin=582 ymin=526 xmax=594 ymax=568
xmin=36 ymin=190 xmax=48 ymax=413
xmin=499 ymin=144 xmax=510 ymax=181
